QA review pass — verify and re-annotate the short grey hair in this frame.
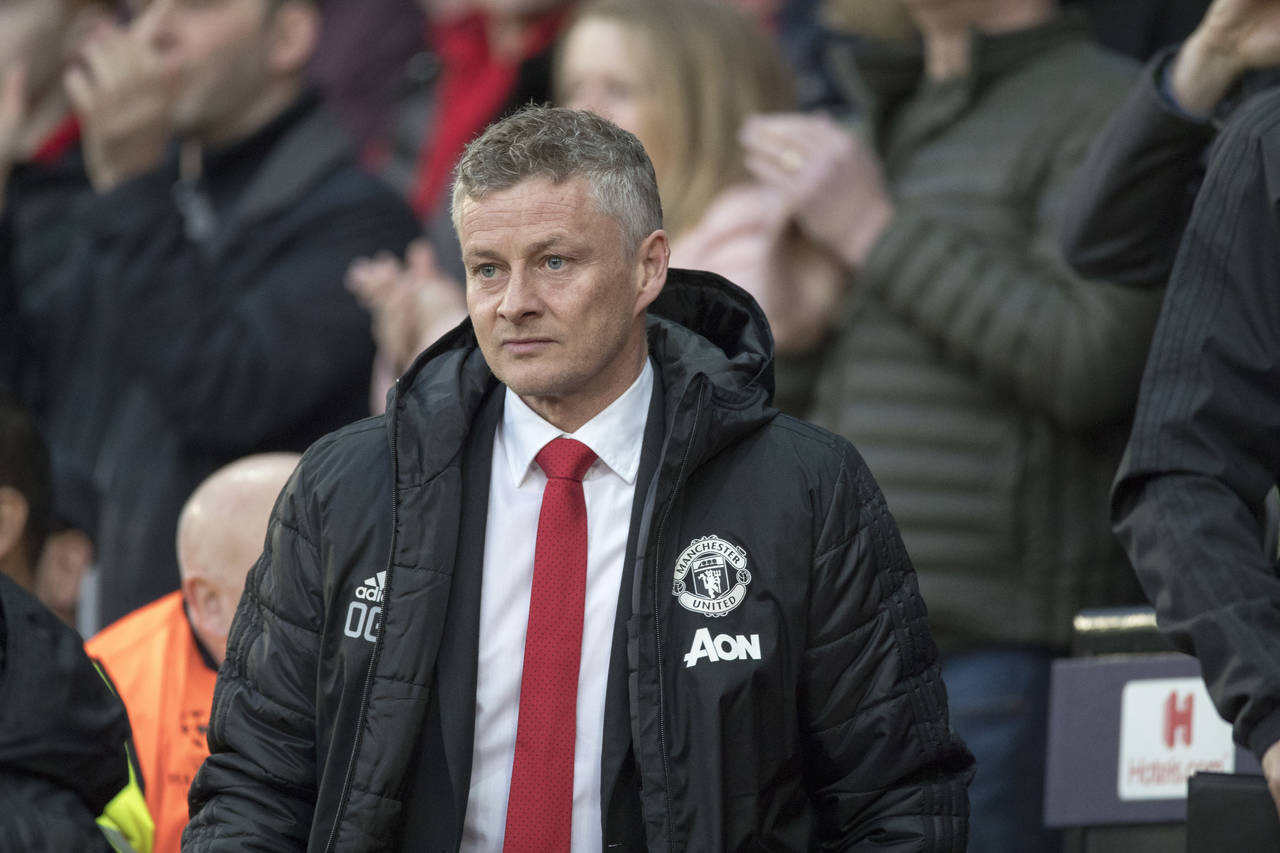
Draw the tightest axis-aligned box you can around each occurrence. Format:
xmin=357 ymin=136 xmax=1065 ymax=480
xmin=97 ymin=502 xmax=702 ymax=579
xmin=450 ymin=106 xmax=663 ymax=253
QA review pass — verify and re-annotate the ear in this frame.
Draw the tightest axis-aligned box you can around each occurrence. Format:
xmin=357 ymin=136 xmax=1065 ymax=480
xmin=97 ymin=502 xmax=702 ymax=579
xmin=632 ymin=229 xmax=669 ymax=316
xmin=266 ymin=2 xmax=321 ymax=76
xmin=0 ymin=486 xmax=30 ymax=567
xmin=182 ymin=574 xmax=219 ymax=634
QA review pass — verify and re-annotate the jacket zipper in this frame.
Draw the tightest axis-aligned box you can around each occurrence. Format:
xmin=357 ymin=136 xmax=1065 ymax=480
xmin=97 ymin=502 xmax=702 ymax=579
xmin=649 ymin=378 xmax=706 ymax=852
xmin=324 ymin=383 xmax=403 ymax=853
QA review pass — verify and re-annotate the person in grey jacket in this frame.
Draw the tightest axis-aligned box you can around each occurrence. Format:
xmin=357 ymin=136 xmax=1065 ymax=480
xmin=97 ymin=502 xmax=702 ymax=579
xmin=739 ymin=1 xmax=1163 ymax=849
xmin=185 ymin=106 xmax=972 ymax=852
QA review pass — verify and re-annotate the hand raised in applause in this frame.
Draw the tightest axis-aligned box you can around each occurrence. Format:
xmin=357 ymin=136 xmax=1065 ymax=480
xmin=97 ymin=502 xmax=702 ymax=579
xmin=347 ymin=239 xmax=469 ymax=375
xmin=1172 ymin=0 xmax=1280 ymax=116
xmin=739 ymin=112 xmax=895 ymax=272
xmin=64 ymin=21 xmax=180 ymax=193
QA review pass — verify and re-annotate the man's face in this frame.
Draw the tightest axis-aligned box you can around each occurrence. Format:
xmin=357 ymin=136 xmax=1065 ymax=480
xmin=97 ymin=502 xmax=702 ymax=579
xmin=130 ymin=0 xmax=276 ymax=142
xmin=460 ymin=176 xmax=660 ymax=429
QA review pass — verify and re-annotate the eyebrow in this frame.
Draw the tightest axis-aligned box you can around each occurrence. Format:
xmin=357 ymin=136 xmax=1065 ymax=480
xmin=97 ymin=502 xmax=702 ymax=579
xmin=463 ymin=235 xmax=582 ymax=265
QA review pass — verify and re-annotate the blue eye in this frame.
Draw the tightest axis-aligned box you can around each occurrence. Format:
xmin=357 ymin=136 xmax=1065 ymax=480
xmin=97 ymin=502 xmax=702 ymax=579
xmin=547 ymin=256 xmax=565 ymax=271
xmin=478 ymin=263 xmax=497 ymax=278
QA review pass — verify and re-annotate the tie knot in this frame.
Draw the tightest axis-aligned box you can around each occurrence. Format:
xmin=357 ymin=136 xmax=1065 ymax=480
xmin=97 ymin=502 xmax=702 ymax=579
xmin=536 ymin=437 xmax=596 ymax=482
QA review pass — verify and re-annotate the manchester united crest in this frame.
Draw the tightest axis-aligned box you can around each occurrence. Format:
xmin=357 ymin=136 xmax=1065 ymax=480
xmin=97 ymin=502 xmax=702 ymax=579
xmin=672 ymin=535 xmax=751 ymax=617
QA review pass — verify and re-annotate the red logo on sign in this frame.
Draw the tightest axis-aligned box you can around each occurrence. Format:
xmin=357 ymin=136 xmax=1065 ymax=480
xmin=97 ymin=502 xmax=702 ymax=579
xmin=1164 ymin=691 xmax=1194 ymax=748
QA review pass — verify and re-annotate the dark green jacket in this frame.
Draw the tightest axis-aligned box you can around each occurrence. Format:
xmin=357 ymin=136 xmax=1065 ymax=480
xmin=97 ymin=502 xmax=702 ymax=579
xmin=807 ymin=16 xmax=1164 ymax=650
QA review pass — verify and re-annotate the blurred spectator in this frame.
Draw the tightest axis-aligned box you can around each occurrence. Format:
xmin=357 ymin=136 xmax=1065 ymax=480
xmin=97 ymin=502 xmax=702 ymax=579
xmin=0 ymin=396 xmax=152 ymax=853
xmin=0 ymin=575 xmax=154 ymax=853
xmin=87 ymin=452 xmax=299 ymax=853
xmin=740 ymin=0 xmax=1164 ymax=849
xmin=34 ymin=458 xmax=99 ymax=628
xmin=559 ymin=0 xmax=847 ymax=353
xmin=0 ymin=0 xmax=114 ymax=404
xmin=0 ymin=395 xmax=53 ymax=593
xmin=1063 ymin=0 xmax=1280 ymax=289
xmin=372 ymin=1 xmax=571 ymax=216
xmin=0 ymin=0 xmax=110 ymax=625
xmin=1108 ymin=48 xmax=1280 ymax=824
xmin=350 ymin=0 xmax=847 ymax=409
xmin=31 ymin=0 xmax=420 ymax=626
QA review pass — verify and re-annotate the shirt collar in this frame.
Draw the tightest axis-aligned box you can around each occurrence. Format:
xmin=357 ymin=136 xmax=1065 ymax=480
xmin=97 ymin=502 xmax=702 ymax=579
xmin=501 ymin=358 xmax=654 ymax=488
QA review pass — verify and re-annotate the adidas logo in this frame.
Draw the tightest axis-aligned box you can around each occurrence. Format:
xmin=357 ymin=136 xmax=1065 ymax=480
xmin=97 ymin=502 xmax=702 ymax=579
xmin=355 ymin=571 xmax=386 ymax=603
xmin=344 ymin=571 xmax=385 ymax=643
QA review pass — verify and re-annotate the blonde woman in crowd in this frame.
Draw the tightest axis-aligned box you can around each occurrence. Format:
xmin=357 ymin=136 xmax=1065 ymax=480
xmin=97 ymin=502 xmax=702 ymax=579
xmin=349 ymin=0 xmax=844 ymax=410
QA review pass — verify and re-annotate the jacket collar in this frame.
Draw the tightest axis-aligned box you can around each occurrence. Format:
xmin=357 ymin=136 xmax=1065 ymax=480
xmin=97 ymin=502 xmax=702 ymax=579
xmin=386 ymin=267 xmax=777 ymax=488
xmin=175 ymin=90 xmax=354 ymax=258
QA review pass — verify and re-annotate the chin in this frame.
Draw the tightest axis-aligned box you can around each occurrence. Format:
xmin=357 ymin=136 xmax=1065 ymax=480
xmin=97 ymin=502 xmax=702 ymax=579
xmin=498 ymin=366 xmax=574 ymax=400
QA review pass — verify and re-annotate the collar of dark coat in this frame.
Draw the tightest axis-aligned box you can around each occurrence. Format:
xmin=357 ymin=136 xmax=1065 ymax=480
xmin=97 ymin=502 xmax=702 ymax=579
xmin=222 ymin=90 xmax=352 ymax=228
xmin=386 ymin=267 xmax=776 ymax=487
xmin=823 ymin=10 xmax=1092 ymax=141
xmin=174 ymin=89 xmax=353 ymax=259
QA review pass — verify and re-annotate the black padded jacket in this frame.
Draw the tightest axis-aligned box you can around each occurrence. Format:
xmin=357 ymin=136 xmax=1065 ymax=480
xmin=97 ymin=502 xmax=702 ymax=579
xmin=185 ymin=270 xmax=973 ymax=852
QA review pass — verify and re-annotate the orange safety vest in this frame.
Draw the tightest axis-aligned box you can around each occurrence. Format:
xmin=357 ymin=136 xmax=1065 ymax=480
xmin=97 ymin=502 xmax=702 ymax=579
xmin=87 ymin=591 xmax=218 ymax=853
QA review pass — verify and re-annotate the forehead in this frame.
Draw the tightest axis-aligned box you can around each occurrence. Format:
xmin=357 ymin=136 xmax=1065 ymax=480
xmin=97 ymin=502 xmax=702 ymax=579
xmin=458 ymin=176 xmax=606 ymax=249
xmin=561 ymin=16 xmax=648 ymax=72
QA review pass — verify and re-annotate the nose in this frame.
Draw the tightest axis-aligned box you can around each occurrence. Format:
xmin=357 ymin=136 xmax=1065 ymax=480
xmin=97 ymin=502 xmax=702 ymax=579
xmin=496 ymin=266 xmax=542 ymax=323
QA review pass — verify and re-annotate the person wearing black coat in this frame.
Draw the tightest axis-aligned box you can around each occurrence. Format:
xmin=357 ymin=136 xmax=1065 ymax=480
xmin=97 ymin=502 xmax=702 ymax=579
xmin=33 ymin=0 xmax=421 ymax=624
xmin=0 ymin=574 xmax=150 ymax=853
xmin=185 ymin=107 xmax=972 ymax=852
xmin=1112 ymin=87 xmax=1280 ymax=821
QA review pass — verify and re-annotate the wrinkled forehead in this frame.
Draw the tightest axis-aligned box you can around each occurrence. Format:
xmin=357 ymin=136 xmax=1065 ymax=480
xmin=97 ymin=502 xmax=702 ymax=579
xmin=458 ymin=176 xmax=603 ymax=243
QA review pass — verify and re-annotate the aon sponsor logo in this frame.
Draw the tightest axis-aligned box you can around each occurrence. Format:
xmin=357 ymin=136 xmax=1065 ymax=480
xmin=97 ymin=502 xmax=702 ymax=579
xmin=683 ymin=627 xmax=762 ymax=668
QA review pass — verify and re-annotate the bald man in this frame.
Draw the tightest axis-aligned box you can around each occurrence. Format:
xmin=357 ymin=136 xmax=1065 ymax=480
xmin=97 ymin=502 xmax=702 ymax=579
xmin=87 ymin=453 xmax=299 ymax=853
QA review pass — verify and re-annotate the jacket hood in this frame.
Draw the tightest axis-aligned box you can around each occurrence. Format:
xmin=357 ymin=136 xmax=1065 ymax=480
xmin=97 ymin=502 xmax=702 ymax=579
xmin=387 ymin=267 xmax=777 ymax=482
xmin=0 ymin=575 xmax=131 ymax=813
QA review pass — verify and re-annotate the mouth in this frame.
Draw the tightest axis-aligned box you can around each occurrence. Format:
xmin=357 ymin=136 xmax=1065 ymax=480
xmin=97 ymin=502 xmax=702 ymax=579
xmin=501 ymin=337 xmax=555 ymax=355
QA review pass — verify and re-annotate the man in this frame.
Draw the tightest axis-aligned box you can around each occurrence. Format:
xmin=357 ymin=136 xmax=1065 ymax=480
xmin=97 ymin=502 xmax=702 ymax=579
xmin=738 ymin=0 xmax=1164 ymax=849
xmin=0 ymin=0 xmax=112 ymax=403
xmin=0 ymin=396 xmax=152 ymax=853
xmin=87 ymin=453 xmax=299 ymax=853
xmin=34 ymin=0 xmax=420 ymax=624
xmin=1111 ymin=86 xmax=1280 ymax=818
xmin=185 ymin=107 xmax=973 ymax=851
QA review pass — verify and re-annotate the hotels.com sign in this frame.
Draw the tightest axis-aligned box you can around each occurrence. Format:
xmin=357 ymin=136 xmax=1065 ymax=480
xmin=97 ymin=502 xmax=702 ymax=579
xmin=1117 ymin=677 xmax=1235 ymax=801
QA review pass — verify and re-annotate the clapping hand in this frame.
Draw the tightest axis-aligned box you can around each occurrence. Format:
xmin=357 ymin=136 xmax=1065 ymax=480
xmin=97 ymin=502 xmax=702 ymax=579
xmin=347 ymin=239 xmax=469 ymax=375
xmin=1172 ymin=0 xmax=1280 ymax=116
xmin=739 ymin=112 xmax=895 ymax=271
xmin=64 ymin=21 xmax=180 ymax=193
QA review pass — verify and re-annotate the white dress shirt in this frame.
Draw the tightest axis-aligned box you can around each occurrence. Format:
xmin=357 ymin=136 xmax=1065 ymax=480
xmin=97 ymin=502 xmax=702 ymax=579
xmin=460 ymin=359 xmax=654 ymax=853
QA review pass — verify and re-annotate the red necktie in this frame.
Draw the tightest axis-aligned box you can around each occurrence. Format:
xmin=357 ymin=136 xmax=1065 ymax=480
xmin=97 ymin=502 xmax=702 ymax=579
xmin=503 ymin=437 xmax=597 ymax=851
